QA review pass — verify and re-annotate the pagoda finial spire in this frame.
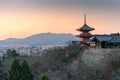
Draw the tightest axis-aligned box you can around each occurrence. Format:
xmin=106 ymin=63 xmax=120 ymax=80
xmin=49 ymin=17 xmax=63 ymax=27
xmin=84 ymin=13 xmax=86 ymax=24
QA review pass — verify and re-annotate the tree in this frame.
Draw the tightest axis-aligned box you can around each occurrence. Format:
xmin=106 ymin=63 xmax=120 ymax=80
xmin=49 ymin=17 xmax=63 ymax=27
xmin=21 ymin=60 xmax=34 ymax=80
xmin=7 ymin=59 xmax=22 ymax=80
xmin=41 ymin=73 xmax=49 ymax=80
xmin=0 ymin=60 xmax=3 ymax=76
xmin=6 ymin=49 xmax=19 ymax=58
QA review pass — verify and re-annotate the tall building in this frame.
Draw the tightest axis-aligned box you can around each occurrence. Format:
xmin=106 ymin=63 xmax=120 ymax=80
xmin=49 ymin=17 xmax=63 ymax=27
xmin=76 ymin=14 xmax=95 ymax=48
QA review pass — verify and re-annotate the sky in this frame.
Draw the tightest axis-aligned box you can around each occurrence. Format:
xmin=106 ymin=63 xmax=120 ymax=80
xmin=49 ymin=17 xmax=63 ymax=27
xmin=0 ymin=0 xmax=120 ymax=40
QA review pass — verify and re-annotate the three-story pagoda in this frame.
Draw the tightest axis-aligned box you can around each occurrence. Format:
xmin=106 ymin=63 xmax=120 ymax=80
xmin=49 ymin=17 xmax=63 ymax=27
xmin=76 ymin=14 xmax=95 ymax=47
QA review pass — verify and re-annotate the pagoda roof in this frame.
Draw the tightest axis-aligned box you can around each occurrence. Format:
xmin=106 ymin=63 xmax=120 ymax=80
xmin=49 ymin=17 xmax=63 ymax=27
xmin=76 ymin=33 xmax=93 ymax=38
xmin=76 ymin=24 xmax=95 ymax=31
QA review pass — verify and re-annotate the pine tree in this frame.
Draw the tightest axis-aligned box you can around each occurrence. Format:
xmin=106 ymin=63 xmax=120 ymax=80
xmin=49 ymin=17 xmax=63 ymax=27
xmin=41 ymin=73 xmax=49 ymax=80
xmin=7 ymin=59 xmax=22 ymax=80
xmin=21 ymin=60 xmax=34 ymax=80
xmin=6 ymin=49 xmax=19 ymax=59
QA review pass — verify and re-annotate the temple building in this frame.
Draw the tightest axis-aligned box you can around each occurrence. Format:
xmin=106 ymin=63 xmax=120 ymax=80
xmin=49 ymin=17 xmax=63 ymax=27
xmin=76 ymin=14 xmax=95 ymax=48
xmin=92 ymin=33 xmax=120 ymax=48
xmin=75 ymin=14 xmax=120 ymax=48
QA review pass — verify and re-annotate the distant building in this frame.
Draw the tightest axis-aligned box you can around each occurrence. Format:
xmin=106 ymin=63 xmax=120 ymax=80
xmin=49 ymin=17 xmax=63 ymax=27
xmin=76 ymin=14 xmax=95 ymax=48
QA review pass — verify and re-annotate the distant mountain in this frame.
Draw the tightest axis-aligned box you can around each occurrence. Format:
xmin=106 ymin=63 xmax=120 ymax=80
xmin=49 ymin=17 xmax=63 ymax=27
xmin=0 ymin=33 xmax=79 ymax=47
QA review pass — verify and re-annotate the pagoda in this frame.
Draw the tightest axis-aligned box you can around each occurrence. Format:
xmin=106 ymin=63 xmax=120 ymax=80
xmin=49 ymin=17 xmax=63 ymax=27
xmin=76 ymin=14 xmax=95 ymax=47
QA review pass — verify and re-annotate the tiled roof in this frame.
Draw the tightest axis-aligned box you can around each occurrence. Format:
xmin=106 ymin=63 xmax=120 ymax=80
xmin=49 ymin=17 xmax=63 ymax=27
xmin=76 ymin=24 xmax=95 ymax=31
xmin=76 ymin=33 xmax=93 ymax=38
xmin=109 ymin=36 xmax=120 ymax=43
xmin=93 ymin=35 xmax=120 ymax=43
xmin=94 ymin=35 xmax=112 ymax=42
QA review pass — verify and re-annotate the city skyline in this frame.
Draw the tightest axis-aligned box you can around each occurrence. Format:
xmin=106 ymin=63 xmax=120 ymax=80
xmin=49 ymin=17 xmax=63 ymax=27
xmin=0 ymin=0 xmax=120 ymax=40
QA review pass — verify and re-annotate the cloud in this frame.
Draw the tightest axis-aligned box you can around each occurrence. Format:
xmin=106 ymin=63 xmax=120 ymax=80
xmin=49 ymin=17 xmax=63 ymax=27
xmin=0 ymin=0 xmax=120 ymax=12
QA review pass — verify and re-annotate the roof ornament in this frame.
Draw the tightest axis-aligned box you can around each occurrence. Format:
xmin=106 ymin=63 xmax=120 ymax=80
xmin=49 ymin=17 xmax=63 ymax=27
xmin=84 ymin=13 xmax=86 ymax=24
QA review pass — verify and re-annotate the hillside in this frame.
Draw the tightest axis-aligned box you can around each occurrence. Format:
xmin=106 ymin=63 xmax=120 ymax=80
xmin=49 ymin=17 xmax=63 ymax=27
xmin=0 ymin=33 xmax=79 ymax=47
xmin=1 ymin=45 xmax=120 ymax=80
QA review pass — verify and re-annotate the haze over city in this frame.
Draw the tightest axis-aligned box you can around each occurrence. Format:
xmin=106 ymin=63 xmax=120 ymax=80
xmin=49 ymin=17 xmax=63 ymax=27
xmin=0 ymin=0 xmax=120 ymax=40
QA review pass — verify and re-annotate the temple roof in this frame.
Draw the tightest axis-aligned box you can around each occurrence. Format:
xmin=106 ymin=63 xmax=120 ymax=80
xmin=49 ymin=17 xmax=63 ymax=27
xmin=76 ymin=33 xmax=93 ymax=38
xmin=109 ymin=36 xmax=120 ymax=43
xmin=76 ymin=24 xmax=95 ymax=31
xmin=93 ymin=35 xmax=112 ymax=42
xmin=92 ymin=34 xmax=120 ymax=43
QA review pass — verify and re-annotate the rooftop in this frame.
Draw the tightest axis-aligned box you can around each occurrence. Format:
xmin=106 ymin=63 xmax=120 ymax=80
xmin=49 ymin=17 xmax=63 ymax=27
xmin=93 ymin=34 xmax=120 ymax=43
xmin=77 ymin=24 xmax=95 ymax=31
xmin=76 ymin=14 xmax=95 ymax=31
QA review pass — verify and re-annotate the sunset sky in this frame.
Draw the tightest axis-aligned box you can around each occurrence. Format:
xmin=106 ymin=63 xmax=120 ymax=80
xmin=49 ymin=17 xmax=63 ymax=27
xmin=0 ymin=0 xmax=120 ymax=40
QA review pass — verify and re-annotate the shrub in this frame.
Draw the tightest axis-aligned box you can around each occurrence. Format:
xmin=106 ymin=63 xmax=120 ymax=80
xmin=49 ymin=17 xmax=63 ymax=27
xmin=41 ymin=73 xmax=49 ymax=80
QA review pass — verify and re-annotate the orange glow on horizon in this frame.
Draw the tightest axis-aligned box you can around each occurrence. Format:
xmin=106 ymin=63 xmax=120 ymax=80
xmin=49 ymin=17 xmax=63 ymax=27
xmin=0 ymin=9 xmax=119 ymax=40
